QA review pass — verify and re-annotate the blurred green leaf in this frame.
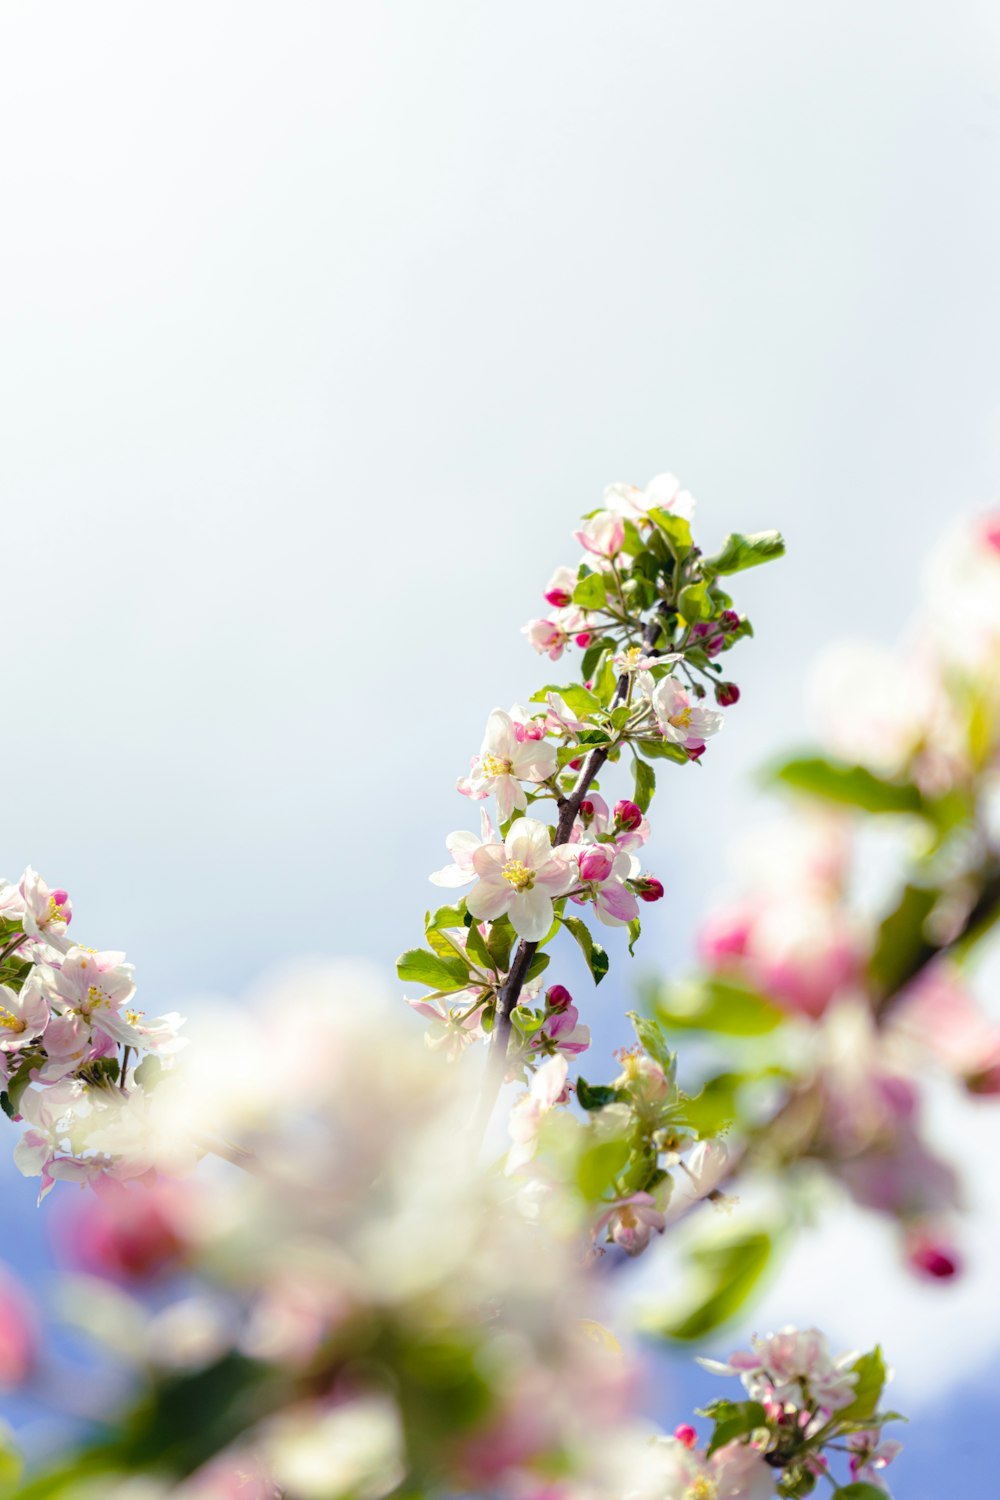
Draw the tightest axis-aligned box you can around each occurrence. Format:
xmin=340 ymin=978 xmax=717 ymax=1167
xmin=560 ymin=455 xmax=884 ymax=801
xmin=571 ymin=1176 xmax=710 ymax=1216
xmin=767 ymin=755 xmax=926 ymax=816
xmin=573 ymin=573 xmax=607 ymax=610
xmin=576 ymin=1137 xmax=630 ymax=1199
xmin=703 ymin=1400 xmax=767 ymax=1457
xmin=704 ymin=530 xmax=785 ymax=574
xmin=868 ymin=884 xmax=938 ymax=998
xmin=649 ymin=1232 xmax=774 ymax=1342
xmin=576 ymin=1078 xmax=623 ymax=1111
xmin=836 ymin=1347 xmax=886 ymax=1424
xmin=650 ymin=977 xmax=784 ymax=1036
xmin=678 ymin=581 xmax=712 ymax=622
xmin=627 ymin=1011 xmax=674 ymax=1072
xmin=833 ymin=1486 xmax=888 ymax=1500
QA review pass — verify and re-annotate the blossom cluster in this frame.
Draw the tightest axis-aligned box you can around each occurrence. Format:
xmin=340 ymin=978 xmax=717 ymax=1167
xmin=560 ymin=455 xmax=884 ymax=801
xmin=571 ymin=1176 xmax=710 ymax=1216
xmin=0 ymin=973 xmax=904 ymax=1500
xmin=642 ymin=512 xmax=1000 ymax=1295
xmin=0 ymin=869 xmax=186 ymax=1201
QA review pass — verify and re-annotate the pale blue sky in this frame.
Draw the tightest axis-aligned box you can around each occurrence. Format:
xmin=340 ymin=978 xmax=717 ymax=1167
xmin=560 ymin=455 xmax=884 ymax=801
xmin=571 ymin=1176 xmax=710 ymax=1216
xmin=1 ymin=5 xmax=999 ymax=1493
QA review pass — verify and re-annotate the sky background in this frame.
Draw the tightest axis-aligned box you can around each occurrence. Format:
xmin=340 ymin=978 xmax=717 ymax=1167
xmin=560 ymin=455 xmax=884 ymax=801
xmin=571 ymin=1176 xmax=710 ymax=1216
xmin=1 ymin=4 xmax=1000 ymax=1494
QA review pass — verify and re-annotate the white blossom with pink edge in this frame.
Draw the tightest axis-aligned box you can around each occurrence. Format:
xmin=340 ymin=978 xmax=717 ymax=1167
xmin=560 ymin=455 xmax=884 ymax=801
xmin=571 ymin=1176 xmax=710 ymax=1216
xmin=466 ymin=818 xmax=577 ymax=941
xmin=506 ymin=1053 xmax=568 ymax=1173
xmin=642 ymin=1434 xmax=772 ymax=1500
xmin=429 ymin=809 xmax=497 ymax=889
xmin=698 ymin=1326 xmax=859 ymax=1413
xmin=652 ymin=676 xmax=724 ymax=752
xmin=0 ymin=972 xmax=49 ymax=1052
xmin=593 ymin=1192 xmax=666 ymax=1255
xmin=457 ymin=709 xmax=558 ymax=822
xmin=604 ymin=472 xmax=696 ymax=525
xmin=573 ymin=511 xmax=625 ymax=561
xmin=571 ymin=844 xmax=640 ymax=928
xmin=19 ymin=867 xmax=73 ymax=953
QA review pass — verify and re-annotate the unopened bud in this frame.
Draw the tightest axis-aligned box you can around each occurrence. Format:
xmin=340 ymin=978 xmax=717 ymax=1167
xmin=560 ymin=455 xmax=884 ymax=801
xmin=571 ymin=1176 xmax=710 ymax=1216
xmin=906 ymin=1230 xmax=961 ymax=1280
xmin=686 ymin=744 xmax=706 ymax=762
xmin=578 ymin=845 xmax=615 ymax=883
xmin=719 ymin=609 xmax=741 ymax=632
xmin=613 ymin=799 xmax=642 ymax=832
xmin=715 ymin=681 xmax=740 ymax=707
xmin=544 ymin=586 xmax=572 ymax=608
xmin=546 ymin=984 xmax=573 ymax=1012
xmin=673 ymin=1425 xmax=697 ymax=1449
xmin=579 ymin=799 xmax=596 ymax=823
xmin=635 ymin=876 xmax=664 ymax=903
xmin=574 ymin=630 xmax=593 ymax=648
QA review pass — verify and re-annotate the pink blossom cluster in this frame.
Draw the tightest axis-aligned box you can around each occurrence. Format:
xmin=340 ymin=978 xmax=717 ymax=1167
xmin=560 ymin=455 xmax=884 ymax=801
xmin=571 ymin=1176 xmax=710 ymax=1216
xmin=0 ymin=867 xmax=186 ymax=1201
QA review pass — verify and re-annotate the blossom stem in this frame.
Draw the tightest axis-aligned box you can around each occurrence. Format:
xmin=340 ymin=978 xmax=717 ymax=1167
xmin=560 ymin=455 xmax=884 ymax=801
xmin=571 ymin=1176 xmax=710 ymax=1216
xmin=476 ymin=604 xmax=670 ymax=1131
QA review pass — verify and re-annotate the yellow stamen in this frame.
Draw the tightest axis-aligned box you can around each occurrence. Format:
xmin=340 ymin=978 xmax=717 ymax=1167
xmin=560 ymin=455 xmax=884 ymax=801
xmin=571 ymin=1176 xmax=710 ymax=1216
xmin=501 ymin=859 xmax=535 ymax=892
xmin=0 ymin=1007 xmax=23 ymax=1032
xmin=86 ymin=984 xmax=110 ymax=1011
xmin=670 ymin=706 xmax=693 ymax=729
xmin=482 ymin=753 xmax=513 ymax=778
xmin=125 ymin=1009 xmax=144 ymax=1025
xmin=688 ymin=1479 xmax=718 ymax=1500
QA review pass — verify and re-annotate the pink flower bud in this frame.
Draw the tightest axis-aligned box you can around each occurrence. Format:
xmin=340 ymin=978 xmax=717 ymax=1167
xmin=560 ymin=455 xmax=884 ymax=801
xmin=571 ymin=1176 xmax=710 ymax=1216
xmin=719 ymin=609 xmax=741 ymax=632
xmin=981 ymin=515 xmax=1000 ymax=554
xmin=578 ymin=846 xmax=615 ymax=883
xmin=715 ymin=681 xmax=740 ymax=707
xmin=613 ymin=799 xmax=642 ymax=832
xmin=635 ymin=876 xmax=664 ymax=903
xmin=0 ymin=1267 xmax=36 ymax=1389
xmin=686 ymin=744 xmax=706 ymax=762
xmin=546 ymin=984 xmax=573 ymax=1012
xmin=568 ymin=757 xmax=583 ymax=771
xmin=579 ymin=799 xmax=596 ymax=823
xmin=544 ymin=586 xmax=572 ymax=608
xmin=673 ymin=1425 xmax=697 ymax=1449
xmin=906 ymin=1230 xmax=961 ymax=1280
xmin=574 ymin=630 xmax=593 ymax=648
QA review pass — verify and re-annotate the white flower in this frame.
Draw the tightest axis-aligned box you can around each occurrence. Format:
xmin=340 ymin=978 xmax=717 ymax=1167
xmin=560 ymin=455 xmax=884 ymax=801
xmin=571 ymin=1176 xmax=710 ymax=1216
xmin=651 ymin=677 xmax=724 ymax=749
xmin=0 ymin=973 xmax=49 ymax=1052
xmin=506 ymin=1054 xmax=568 ymax=1173
xmin=457 ymin=710 xmax=557 ymax=822
xmin=429 ymin=809 xmax=497 ymax=888
xmin=466 ymin=818 xmax=577 ymax=940
xmin=604 ymin=472 xmax=696 ymax=524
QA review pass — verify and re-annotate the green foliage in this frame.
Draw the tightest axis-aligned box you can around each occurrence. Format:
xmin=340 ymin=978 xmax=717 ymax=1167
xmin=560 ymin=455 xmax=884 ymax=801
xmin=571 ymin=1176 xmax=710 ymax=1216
xmin=572 ymin=572 xmax=608 ymax=610
xmin=701 ymin=1399 xmax=768 ymax=1457
xmin=836 ymin=1347 xmax=887 ymax=1423
xmin=867 ymin=884 xmax=938 ymax=997
xmin=650 ymin=976 xmax=784 ymax=1035
xmin=575 ymin=1135 xmax=630 ymax=1199
xmin=626 ymin=1011 xmax=674 ymax=1072
xmin=833 ymin=1487 xmax=888 ymax=1500
xmin=677 ymin=580 xmax=712 ymax=622
xmin=703 ymin=529 xmax=785 ymax=575
xmin=562 ymin=915 xmax=609 ymax=984
xmin=647 ymin=1231 xmax=774 ymax=1342
xmin=631 ymin=756 xmax=656 ymax=813
xmin=768 ymin=755 xmax=926 ymax=816
xmin=647 ymin=508 xmax=693 ymax=561
xmin=576 ymin=1078 xmax=623 ymax=1111
xmin=637 ymin=737 xmax=689 ymax=764
xmin=396 ymin=947 xmax=470 ymax=993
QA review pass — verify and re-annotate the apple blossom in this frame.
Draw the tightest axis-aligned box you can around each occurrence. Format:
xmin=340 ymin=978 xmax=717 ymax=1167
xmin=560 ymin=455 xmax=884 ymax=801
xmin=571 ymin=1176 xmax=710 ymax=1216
xmin=506 ymin=1054 xmax=568 ymax=1173
xmin=429 ymin=809 xmax=497 ymax=888
xmin=0 ymin=1265 xmax=36 ymax=1389
xmin=573 ymin=512 xmax=625 ymax=561
xmin=0 ymin=973 xmax=49 ymax=1052
xmin=849 ymin=1429 xmax=903 ymax=1489
xmin=652 ymin=676 xmax=724 ymax=752
xmin=593 ymin=1192 xmax=666 ymax=1255
xmin=699 ymin=1326 xmax=859 ymax=1413
xmin=457 ymin=709 xmax=558 ymax=821
xmin=522 ymin=616 xmax=570 ymax=660
xmin=19 ymin=867 xmax=72 ymax=951
xmin=604 ymin=472 xmax=696 ymax=524
xmin=466 ymin=818 xmax=576 ymax=941
xmin=543 ymin=564 xmax=577 ymax=609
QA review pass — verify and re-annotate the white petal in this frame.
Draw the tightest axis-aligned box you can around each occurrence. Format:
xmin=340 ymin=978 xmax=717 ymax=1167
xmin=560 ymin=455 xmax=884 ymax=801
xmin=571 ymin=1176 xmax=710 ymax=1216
xmin=510 ymin=888 xmax=554 ymax=942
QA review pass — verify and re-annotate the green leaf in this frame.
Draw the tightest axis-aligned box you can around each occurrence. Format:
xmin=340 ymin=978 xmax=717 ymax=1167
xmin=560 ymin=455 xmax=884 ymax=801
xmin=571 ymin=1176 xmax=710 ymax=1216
xmin=768 ymin=755 xmax=926 ymax=816
xmin=650 ymin=976 xmax=784 ymax=1035
xmin=133 ymin=1054 xmax=164 ymax=1092
xmin=576 ymin=1137 xmax=630 ymax=1199
xmin=485 ymin=916 xmax=516 ymax=973
xmin=868 ymin=884 xmax=938 ymax=997
xmin=681 ymin=1072 xmax=744 ymax=1135
xmin=649 ymin=1231 xmax=774 ymax=1342
xmin=704 ymin=529 xmax=785 ymax=574
xmin=427 ymin=902 xmax=467 ymax=930
xmin=833 ymin=1486 xmax=889 ymax=1500
xmin=627 ymin=917 xmax=641 ymax=955
xmin=626 ymin=1011 xmax=674 ymax=1072
xmin=3 ymin=1055 xmax=38 ymax=1117
xmin=573 ymin=573 xmax=608 ymax=610
xmin=835 ymin=1347 xmax=887 ymax=1424
xmin=511 ymin=1007 xmax=546 ymax=1037
xmin=531 ymin=681 xmax=602 ymax=718
xmin=562 ymin=915 xmax=610 ymax=984
xmin=632 ymin=757 xmax=656 ymax=813
xmin=677 ymin=580 xmax=712 ymax=622
xmin=524 ymin=951 xmax=551 ymax=983
xmin=396 ymin=947 xmax=470 ymax=993
xmin=637 ymin=737 xmax=690 ymax=764
xmin=647 ymin=508 xmax=693 ymax=560
xmin=704 ymin=1400 xmax=767 ymax=1457
xmin=576 ymin=1078 xmax=623 ymax=1111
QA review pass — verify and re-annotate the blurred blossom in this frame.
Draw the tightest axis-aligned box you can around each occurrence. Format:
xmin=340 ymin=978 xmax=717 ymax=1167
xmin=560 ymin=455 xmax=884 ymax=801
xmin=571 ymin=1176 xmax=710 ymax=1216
xmin=0 ymin=1264 xmax=36 ymax=1389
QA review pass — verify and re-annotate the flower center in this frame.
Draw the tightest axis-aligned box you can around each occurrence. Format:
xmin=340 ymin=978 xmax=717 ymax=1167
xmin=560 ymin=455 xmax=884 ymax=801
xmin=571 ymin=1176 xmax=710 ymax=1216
xmin=44 ymin=894 xmax=68 ymax=927
xmin=688 ymin=1479 xmax=717 ymax=1500
xmin=669 ymin=706 xmax=692 ymax=729
xmin=501 ymin=859 xmax=535 ymax=892
xmin=125 ymin=1009 xmax=144 ymax=1025
xmin=482 ymin=753 xmax=513 ymax=778
xmin=84 ymin=984 xmax=110 ymax=1013
xmin=0 ymin=1007 xmax=23 ymax=1032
